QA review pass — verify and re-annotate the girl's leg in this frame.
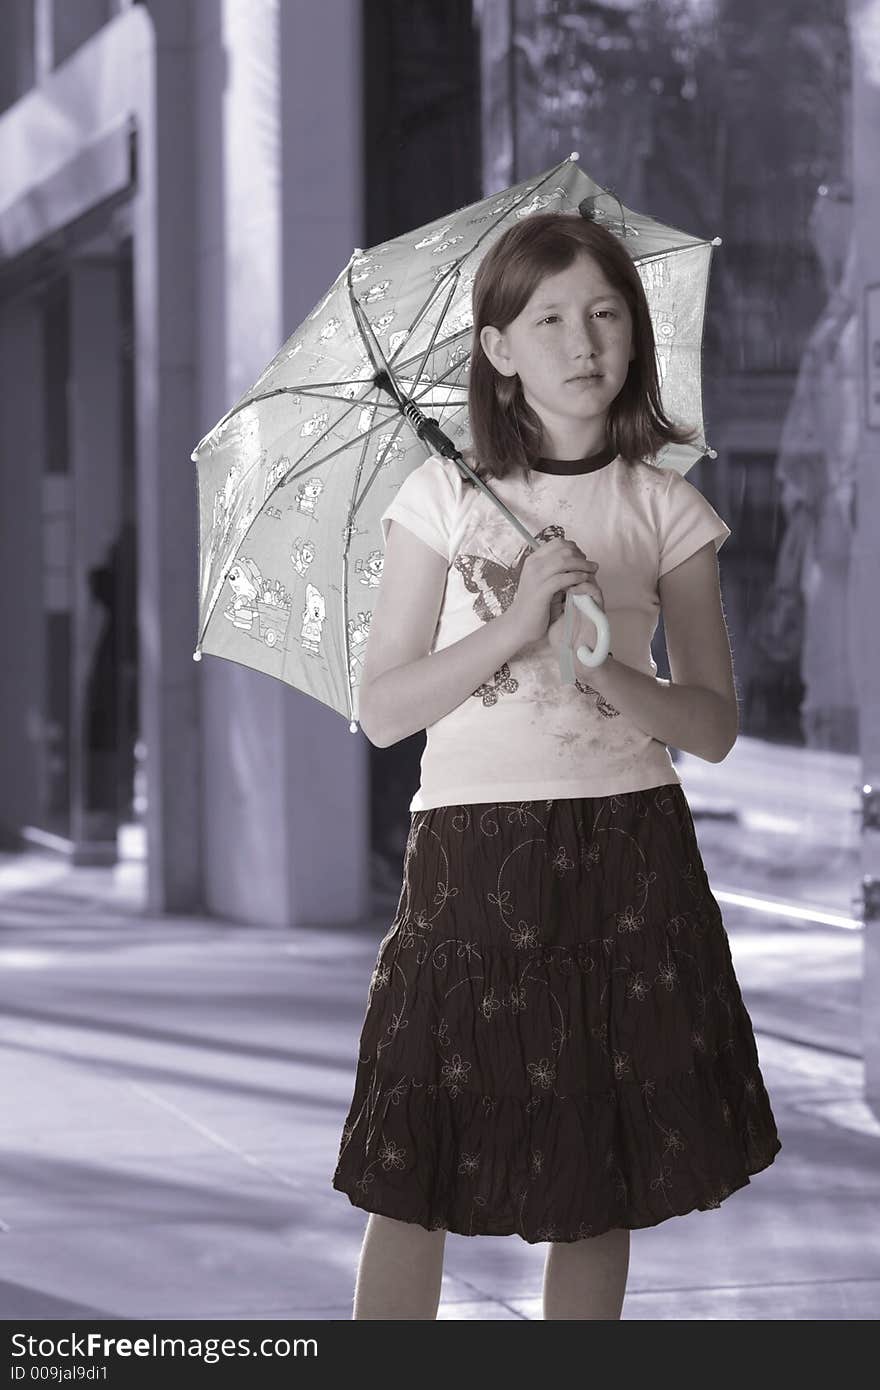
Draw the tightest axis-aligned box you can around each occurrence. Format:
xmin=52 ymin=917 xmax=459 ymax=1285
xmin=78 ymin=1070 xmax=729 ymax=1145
xmin=542 ymin=1226 xmax=630 ymax=1319
xmin=353 ymin=1212 xmax=447 ymax=1319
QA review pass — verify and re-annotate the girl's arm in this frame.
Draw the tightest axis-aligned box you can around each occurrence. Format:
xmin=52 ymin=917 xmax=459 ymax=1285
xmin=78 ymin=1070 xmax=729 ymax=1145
xmin=585 ymin=541 xmax=739 ymax=764
xmin=359 ymin=520 xmax=530 ymax=748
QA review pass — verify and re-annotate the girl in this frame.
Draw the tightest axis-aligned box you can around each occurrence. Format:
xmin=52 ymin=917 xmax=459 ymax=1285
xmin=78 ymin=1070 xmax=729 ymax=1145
xmin=332 ymin=211 xmax=781 ymax=1319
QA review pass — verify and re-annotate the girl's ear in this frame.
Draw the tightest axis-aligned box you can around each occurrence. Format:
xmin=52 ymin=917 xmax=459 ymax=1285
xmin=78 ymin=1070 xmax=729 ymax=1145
xmin=480 ymin=324 xmax=501 ymax=371
xmin=481 ymin=324 xmax=515 ymax=377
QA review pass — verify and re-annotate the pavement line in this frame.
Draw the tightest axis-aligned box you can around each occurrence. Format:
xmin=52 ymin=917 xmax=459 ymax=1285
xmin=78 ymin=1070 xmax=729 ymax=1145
xmin=712 ymin=888 xmax=860 ymax=931
xmin=624 ymin=1274 xmax=880 ymax=1295
xmin=125 ymin=1081 xmax=304 ymax=1193
xmin=752 ymin=1025 xmax=861 ymax=1062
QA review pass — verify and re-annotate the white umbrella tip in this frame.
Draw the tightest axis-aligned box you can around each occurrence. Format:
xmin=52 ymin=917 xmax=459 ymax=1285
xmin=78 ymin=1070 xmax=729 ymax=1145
xmin=706 ymin=447 xmax=718 ymax=459
xmin=569 ymin=151 xmax=580 ymax=162
xmin=349 ymin=720 xmax=358 ymax=733
xmin=193 ymin=648 xmax=202 ymax=662
xmin=711 ymin=236 xmax=722 ymax=246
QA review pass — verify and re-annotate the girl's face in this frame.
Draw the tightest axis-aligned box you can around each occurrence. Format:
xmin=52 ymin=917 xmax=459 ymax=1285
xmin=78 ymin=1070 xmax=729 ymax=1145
xmin=480 ymin=250 xmax=635 ymax=458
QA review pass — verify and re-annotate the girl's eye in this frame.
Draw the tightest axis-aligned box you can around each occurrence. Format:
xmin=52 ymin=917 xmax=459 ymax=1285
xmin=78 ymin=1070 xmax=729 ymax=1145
xmin=538 ymin=310 xmax=615 ymax=325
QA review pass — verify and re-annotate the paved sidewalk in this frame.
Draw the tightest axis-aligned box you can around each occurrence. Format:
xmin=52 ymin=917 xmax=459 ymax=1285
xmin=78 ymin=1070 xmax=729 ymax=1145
xmin=0 ymin=736 xmax=877 ymax=1320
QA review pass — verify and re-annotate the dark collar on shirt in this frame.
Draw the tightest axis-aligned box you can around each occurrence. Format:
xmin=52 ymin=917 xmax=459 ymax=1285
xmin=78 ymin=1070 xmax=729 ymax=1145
xmin=530 ymin=440 xmax=617 ymax=475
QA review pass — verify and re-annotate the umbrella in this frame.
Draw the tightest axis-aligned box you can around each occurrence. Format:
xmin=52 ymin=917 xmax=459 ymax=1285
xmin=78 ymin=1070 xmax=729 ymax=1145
xmin=191 ymin=151 xmax=720 ymax=732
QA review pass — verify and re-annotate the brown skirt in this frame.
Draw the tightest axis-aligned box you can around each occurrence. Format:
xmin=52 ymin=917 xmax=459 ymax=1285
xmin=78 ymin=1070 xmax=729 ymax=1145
xmin=332 ymin=785 xmax=781 ymax=1243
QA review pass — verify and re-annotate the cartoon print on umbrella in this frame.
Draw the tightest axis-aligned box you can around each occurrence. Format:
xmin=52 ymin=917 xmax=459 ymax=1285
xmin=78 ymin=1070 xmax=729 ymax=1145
xmin=223 ymin=557 xmax=292 ymax=649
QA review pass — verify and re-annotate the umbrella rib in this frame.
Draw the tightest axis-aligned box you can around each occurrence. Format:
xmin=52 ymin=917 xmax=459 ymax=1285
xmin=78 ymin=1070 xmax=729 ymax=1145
xmin=342 ymin=270 xmax=471 ymax=502
xmin=351 ymin=408 xmax=413 ymax=519
xmin=196 ymin=382 xmax=399 ymax=441
xmin=194 ymin=338 xmax=464 ymax=490
xmin=384 ymin=271 xmax=461 ymax=383
xmin=387 ymin=329 xmax=467 ymax=374
xmin=402 ymin=347 xmax=470 ymax=404
xmin=634 ymin=238 xmax=717 ymax=267
xmin=284 ymin=342 xmax=470 ymax=426
xmin=291 ymin=385 xmax=395 ymax=402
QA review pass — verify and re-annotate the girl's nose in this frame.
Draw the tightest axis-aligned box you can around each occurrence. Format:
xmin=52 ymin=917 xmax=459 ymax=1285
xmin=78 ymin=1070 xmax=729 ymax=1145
xmin=570 ymin=325 xmax=600 ymax=352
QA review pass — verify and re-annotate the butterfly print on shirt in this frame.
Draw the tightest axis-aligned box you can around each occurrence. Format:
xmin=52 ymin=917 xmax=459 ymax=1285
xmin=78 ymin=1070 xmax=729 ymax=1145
xmin=574 ymin=675 xmax=621 ymax=718
xmin=454 ymin=523 xmax=565 ymax=624
xmin=472 ymin=662 xmax=518 ymax=707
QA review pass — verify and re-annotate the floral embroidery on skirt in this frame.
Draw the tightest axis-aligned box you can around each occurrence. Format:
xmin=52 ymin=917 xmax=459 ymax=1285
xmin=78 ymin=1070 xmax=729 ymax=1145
xmin=332 ymin=784 xmax=781 ymax=1243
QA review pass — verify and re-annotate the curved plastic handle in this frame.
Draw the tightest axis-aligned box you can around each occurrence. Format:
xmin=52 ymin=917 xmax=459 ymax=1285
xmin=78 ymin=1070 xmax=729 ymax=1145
xmin=570 ymin=591 xmax=611 ymax=667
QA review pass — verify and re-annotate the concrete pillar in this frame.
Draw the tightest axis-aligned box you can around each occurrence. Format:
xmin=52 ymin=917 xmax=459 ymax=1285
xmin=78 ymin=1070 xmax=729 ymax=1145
xmin=0 ymin=297 xmax=45 ymax=845
xmin=848 ymin=0 xmax=880 ymax=1107
xmin=68 ymin=254 xmax=123 ymax=863
xmin=277 ymin=0 xmax=369 ymax=927
xmin=134 ymin=0 xmax=203 ymax=911
xmin=189 ymin=0 xmax=368 ymax=927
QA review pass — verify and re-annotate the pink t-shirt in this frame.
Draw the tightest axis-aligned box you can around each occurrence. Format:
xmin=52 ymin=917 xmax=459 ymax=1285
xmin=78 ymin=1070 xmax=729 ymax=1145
xmin=378 ymin=451 xmax=731 ymax=811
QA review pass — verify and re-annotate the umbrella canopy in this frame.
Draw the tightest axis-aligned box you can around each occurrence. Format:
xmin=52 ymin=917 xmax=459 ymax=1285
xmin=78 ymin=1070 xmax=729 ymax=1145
xmin=191 ymin=151 xmax=720 ymax=732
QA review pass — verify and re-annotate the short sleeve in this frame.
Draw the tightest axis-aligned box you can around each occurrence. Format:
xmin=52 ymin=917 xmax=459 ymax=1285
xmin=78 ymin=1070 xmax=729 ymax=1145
xmin=379 ymin=454 xmax=458 ymax=563
xmin=657 ymin=467 xmax=732 ymax=578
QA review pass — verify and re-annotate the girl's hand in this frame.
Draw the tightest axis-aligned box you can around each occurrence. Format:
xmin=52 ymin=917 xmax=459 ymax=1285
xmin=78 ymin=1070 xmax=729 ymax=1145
xmin=546 ymin=569 xmax=605 ymax=657
xmin=507 ymin=538 xmax=598 ymax=647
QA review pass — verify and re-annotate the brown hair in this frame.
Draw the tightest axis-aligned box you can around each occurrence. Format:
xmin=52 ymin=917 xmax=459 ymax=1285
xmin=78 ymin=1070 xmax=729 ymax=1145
xmin=462 ymin=211 xmax=700 ymax=481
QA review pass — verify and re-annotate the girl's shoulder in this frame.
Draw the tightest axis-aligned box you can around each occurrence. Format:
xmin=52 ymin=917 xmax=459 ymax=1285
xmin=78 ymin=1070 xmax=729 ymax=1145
xmin=415 ymin=451 xmax=472 ymax=503
xmin=622 ymin=455 xmax=667 ymax=479
xmin=418 ymin=448 xmax=491 ymax=506
xmin=400 ymin=451 xmax=466 ymax=493
xmin=614 ymin=455 xmax=674 ymax=499
xmin=615 ymin=460 xmax=712 ymax=540
xmin=417 ymin=449 xmax=468 ymax=476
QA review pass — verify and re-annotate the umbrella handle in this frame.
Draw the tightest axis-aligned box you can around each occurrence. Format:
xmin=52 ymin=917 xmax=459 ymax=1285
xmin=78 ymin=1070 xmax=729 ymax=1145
xmin=570 ymin=591 xmax=611 ymax=667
